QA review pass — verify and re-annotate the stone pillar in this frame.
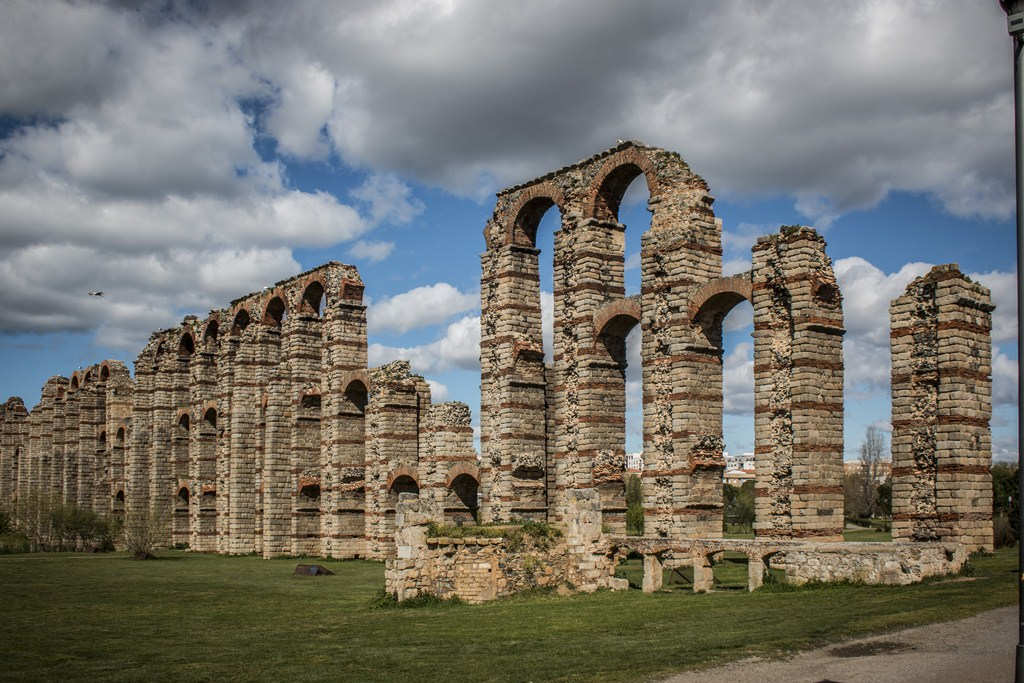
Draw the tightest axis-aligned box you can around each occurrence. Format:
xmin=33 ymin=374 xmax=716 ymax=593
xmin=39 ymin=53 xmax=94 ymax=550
xmin=640 ymin=198 xmax=723 ymax=540
xmin=557 ymin=219 xmax=629 ymax=532
xmin=747 ymin=554 xmax=766 ymax=591
xmin=420 ymin=402 xmax=478 ymax=523
xmin=692 ymin=553 xmax=715 ymax=593
xmin=751 ymin=227 xmax=845 ymax=541
xmin=891 ymin=264 xmax=994 ymax=552
xmin=321 ymin=276 xmax=369 ymax=558
xmin=479 ymin=241 xmax=548 ymax=523
xmin=642 ymin=553 xmax=664 ymax=593
xmin=62 ymin=385 xmax=80 ymax=505
xmin=261 ymin=371 xmax=291 ymax=558
xmin=365 ymin=361 xmax=425 ymax=559
xmin=189 ymin=344 xmax=218 ymax=551
xmin=215 ymin=332 xmax=238 ymax=554
xmin=0 ymin=399 xmax=28 ymax=506
xmin=102 ymin=362 xmax=133 ymax=516
xmin=229 ymin=323 xmax=279 ymax=554
xmin=285 ymin=317 xmax=325 ymax=558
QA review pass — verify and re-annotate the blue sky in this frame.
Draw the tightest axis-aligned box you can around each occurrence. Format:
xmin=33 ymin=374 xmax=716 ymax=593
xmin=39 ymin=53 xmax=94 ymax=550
xmin=0 ymin=1 xmax=1018 ymax=462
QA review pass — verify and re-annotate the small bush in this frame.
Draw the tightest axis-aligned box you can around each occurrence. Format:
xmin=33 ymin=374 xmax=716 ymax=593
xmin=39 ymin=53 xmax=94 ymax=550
xmin=368 ymin=588 xmax=464 ymax=609
xmin=993 ymin=515 xmax=1017 ymax=549
xmin=0 ymin=506 xmax=13 ymax=535
xmin=0 ymin=531 xmax=30 ymax=554
xmin=368 ymin=588 xmax=397 ymax=609
xmin=122 ymin=507 xmax=170 ymax=556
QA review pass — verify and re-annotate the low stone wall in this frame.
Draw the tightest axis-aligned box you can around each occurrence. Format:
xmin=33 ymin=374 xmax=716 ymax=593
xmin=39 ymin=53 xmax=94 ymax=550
xmin=386 ymin=533 xmax=569 ymax=603
xmin=386 ymin=489 xmax=625 ymax=603
xmin=775 ymin=542 xmax=968 ymax=586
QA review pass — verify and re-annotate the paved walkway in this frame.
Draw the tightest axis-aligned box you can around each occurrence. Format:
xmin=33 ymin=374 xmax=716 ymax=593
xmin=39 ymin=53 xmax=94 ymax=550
xmin=663 ymin=605 xmax=1015 ymax=683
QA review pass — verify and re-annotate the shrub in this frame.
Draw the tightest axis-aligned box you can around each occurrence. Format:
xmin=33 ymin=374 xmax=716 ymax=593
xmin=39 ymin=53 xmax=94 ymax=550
xmin=122 ymin=507 xmax=170 ymax=556
xmin=625 ymin=474 xmax=644 ymax=536
xmin=993 ymin=515 xmax=1017 ymax=549
xmin=0 ymin=506 xmax=13 ymax=535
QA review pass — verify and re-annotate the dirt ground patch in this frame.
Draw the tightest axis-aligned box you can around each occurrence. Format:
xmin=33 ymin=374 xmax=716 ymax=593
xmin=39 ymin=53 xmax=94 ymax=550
xmin=663 ymin=606 xmax=1015 ymax=683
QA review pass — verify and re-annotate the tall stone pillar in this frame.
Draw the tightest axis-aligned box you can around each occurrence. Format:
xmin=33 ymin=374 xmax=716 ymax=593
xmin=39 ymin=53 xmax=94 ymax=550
xmin=130 ymin=348 xmax=156 ymax=518
xmin=890 ymin=264 xmax=993 ymax=551
xmin=555 ymin=219 xmax=629 ymax=531
xmin=229 ymin=323 xmax=279 ymax=554
xmin=365 ymin=361 xmax=426 ymax=559
xmin=321 ymin=275 xmax=369 ymax=558
xmin=751 ymin=227 xmax=844 ymax=540
xmin=479 ymin=241 xmax=548 ymax=522
xmin=640 ymin=194 xmax=723 ymax=540
xmin=0 ymin=398 xmax=28 ymax=506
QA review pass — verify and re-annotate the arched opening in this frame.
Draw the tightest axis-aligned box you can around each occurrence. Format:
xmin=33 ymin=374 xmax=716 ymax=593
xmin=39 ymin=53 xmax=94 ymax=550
xmin=301 ymin=280 xmax=326 ymax=318
xmin=231 ymin=309 xmax=250 ymax=336
xmin=298 ymin=483 xmax=321 ymax=510
xmin=263 ymin=296 xmax=286 ymax=327
xmin=179 ymin=333 xmax=195 ymax=357
xmin=589 ymin=167 xmax=653 ymax=534
xmin=203 ymin=320 xmax=219 ymax=349
xmin=100 ymin=365 xmax=110 ymax=382
xmin=172 ymin=486 xmax=191 ymax=547
xmin=389 ymin=475 xmax=419 ymax=498
xmin=447 ymin=473 xmax=480 ymax=524
xmin=690 ymin=281 xmax=755 ymax=539
xmin=69 ymin=375 xmax=79 ymax=392
xmin=331 ymin=379 xmax=368 ymax=555
xmin=513 ymin=196 xmax=561 ymax=521
xmin=114 ymin=490 xmax=125 ymax=514
xmin=83 ymin=370 xmax=93 ymax=384
xmin=203 ymin=407 xmax=217 ymax=429
xmin=115 ymin=427 xmax=125 ymax=447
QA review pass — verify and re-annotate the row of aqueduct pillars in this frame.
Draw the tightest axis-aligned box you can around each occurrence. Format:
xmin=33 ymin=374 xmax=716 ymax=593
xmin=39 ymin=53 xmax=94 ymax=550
xmin=0 ymin=264 xmax=481 ymax=559
xmin=478 ymin=142 xmax=992 ymax=550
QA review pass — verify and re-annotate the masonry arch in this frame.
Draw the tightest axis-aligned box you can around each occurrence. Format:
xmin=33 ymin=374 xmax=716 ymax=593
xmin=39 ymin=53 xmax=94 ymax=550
xmin=387 ymin=466 xmax=420 ymax=495
xmin=300 ymin=279 xmax=327 ymax=318
xmin=586 ymin=150 xmax=660 ymax=223
xmin=178 ymin=332 xmax=195 ymax=357
xmin=505 ymin=184 xmax=567 ymax=248
xmin=445 ymin=463 xmax=481 ymax=524
xmin=230 ymin=309 xmax=250 ymax=336
xmin=99 ymin=363 xmax=110 ymax=382
xmin=262 ymin=295 xmax=287 ymax=327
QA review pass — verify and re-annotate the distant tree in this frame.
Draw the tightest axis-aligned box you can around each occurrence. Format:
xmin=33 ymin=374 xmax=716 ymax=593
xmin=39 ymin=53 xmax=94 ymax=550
xmin=992 ymin=462 xmax=1019 ymax=542
xmin=858 ymin=426 xmax=888 ymax=518
xmin=625 ymin=474 xmax=644 ymax=536
xmin=723 ymin=481 xmax=755 ymax=533
xmin=876 ymin=480 xmax=892 ymax=531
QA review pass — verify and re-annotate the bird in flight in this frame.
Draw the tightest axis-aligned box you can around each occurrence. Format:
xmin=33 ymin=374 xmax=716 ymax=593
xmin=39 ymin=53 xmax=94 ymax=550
xmin=88 ymin=292 xmax=104 ymax=297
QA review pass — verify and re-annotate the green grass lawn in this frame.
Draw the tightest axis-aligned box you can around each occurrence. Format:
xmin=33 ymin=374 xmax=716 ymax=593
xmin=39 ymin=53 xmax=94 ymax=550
xmin=0 ymin=547 xmax=1015 ymax=682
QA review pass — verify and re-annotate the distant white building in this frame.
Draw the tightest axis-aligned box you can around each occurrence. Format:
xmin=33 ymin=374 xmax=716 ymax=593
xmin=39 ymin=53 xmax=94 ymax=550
xmin=625 ymin=452 xmax=644 ymax=472
xmin=723 ymin=452 xmax=755 ymax=485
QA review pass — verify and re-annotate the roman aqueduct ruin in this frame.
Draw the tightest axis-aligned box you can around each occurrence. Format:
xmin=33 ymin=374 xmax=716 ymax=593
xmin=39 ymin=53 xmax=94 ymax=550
xmin=0 ymin=142 xmax=995 ymax=594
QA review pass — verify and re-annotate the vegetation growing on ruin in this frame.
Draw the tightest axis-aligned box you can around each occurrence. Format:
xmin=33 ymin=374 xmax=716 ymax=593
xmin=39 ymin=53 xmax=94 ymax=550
xmin=0 ymin=547 xmax=1014 ymax=682
xmin=425 ymin=519 xmax=562 ymax=544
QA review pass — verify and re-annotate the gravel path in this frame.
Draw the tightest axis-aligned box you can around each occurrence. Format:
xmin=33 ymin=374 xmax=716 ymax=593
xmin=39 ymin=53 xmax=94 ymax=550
xmin=661 ymin=605 xmax=1016 ymax=683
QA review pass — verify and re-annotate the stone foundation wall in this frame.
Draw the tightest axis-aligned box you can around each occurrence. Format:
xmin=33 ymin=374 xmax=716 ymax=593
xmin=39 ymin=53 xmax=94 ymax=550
xmin=387 ymin=489 xmax=624 ymax=603
xmin=776 ymin=542 xmax=968 ymax=586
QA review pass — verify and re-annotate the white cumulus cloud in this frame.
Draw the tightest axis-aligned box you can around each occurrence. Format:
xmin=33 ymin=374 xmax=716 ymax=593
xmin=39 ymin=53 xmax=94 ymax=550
xmin=367 ymin=283 xmax=477 ymax=335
